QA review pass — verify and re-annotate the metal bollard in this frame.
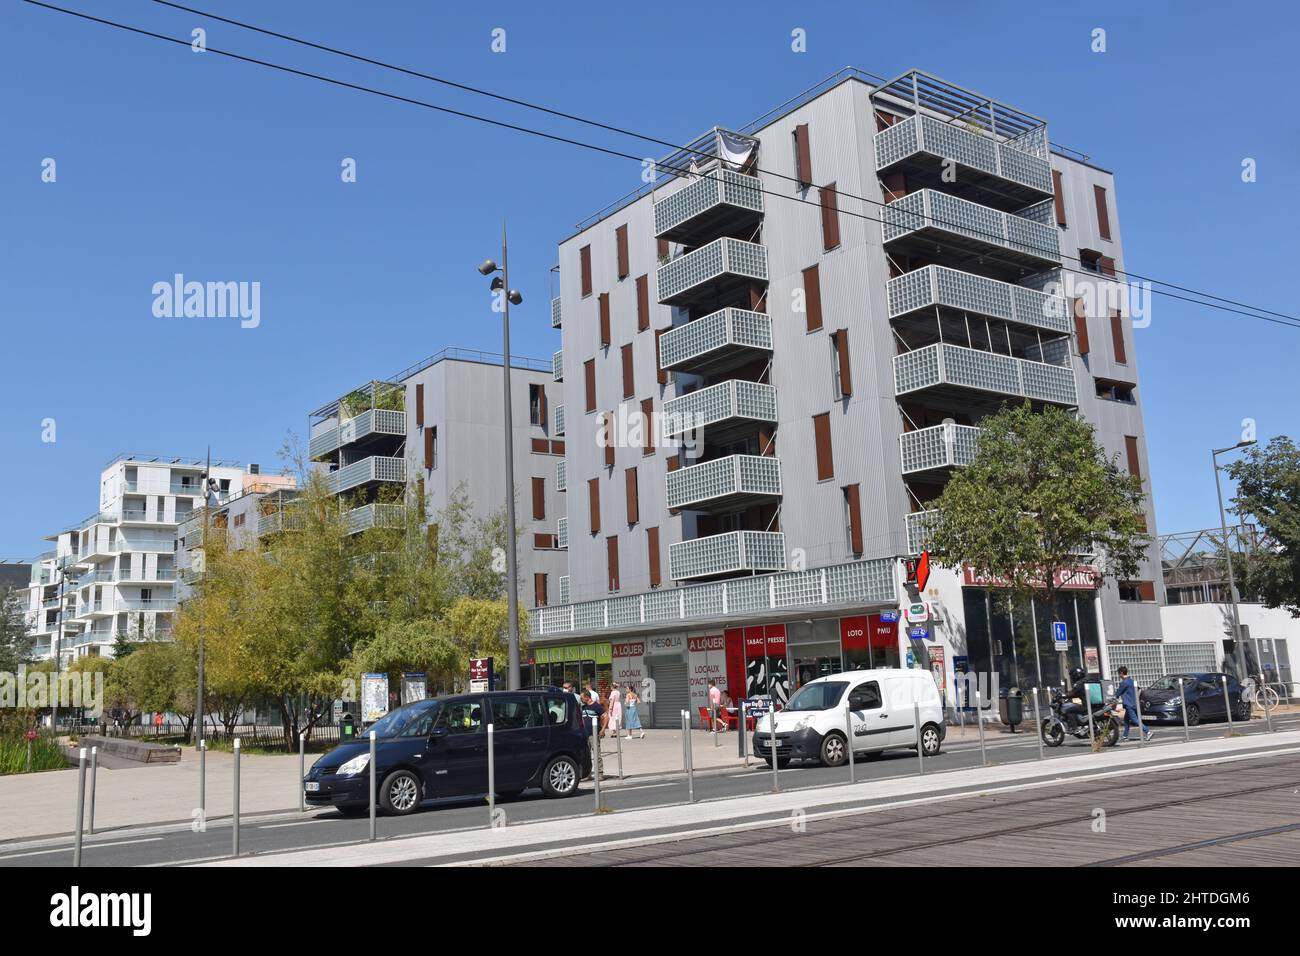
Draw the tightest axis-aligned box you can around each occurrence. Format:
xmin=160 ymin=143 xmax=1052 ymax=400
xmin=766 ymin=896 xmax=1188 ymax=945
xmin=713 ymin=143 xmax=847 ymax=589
xmin=1032 ymin=688 xmax=1044 ymax=761
xmin=232 ymin=738 xmax=241 ymax=857
xmin=712 ymin=704 xmax=719 ymax=747
xmin=1135 ymin=685 xmax=1146 ymax=747
xmin=1222 ymin=676 xmax=1236 ymax=736
xmin=25 ymin=736 xmax=31 ymax=773
xmin=368 ymin=730 xmax=377 ymax=841
xmin=1178 ymin=677 xmax=1190 ymax=742
xmin=299 ymin=732 xmax=306 ymax=812
xmin=487 ymin=723 xmax=496 ymax=827
xmin=680 ymin=711 xmax=694 ymax=803
xmin=769 ymin=708 xmax=780 ymax=793
xmin=1262 ymin=678 xmax=1274 ymax=733
xmin=844 ymin=702 xmax=855 ymax=785
xmin=591 ymin=716 xmax=604 ymax=812
xmin=975 ymin=691 xmax=988 ymax=767
xmin=89 ymin=746 xmax=98 ymax=835
xmin=73 ymin=748 xmax=87 ymax=867
xmin=615 ymin=721 xmax=624 ymax=780
xmin=739 ymin=700 xmax=749 ymax=768
xmin=914 ymin=703 xmax=924 ymax=776
xmin=199 ymin=738 xmax=206 ymax=820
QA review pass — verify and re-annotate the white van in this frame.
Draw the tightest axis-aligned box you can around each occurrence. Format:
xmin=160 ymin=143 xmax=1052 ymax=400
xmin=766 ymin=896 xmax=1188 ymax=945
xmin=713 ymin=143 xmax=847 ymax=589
xmin=753 ymin=669 xmax=946 ymax=767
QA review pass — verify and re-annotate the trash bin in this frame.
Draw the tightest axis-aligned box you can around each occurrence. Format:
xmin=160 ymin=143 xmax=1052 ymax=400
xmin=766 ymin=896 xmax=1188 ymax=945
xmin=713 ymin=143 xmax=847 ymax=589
xmin=338 ymin=712 xmax=356 ymax=743
xmin=999 ymin=686 xmax=1024 ymax=730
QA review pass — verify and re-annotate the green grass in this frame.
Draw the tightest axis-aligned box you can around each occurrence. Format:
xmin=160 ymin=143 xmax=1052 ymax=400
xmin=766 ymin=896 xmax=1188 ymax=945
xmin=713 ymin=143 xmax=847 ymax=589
xmin=0 ymin=735 xmax=69 ymax=774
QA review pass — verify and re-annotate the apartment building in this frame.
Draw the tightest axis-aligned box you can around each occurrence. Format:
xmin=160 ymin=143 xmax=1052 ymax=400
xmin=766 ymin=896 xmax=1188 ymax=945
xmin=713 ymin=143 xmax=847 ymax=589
xmin=23 ymin=454 xmax=250 ymax=660
xmin=530 ymin=69 xmax=1164 ymax=726
xmin=303 ymin=348 xmax=567 ymax=592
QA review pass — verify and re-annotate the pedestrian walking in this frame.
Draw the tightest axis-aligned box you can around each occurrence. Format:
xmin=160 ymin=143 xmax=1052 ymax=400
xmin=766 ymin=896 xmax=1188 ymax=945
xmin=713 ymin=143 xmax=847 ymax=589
xmin=606 ymin=684 xmax=623 ymax=738
xmin=1115 ymin=666 xmax=1153 ymax=743
xmin=622 ymin=685 xmax=645 ymax=738
xmin=708 ymin=679 xmax=727 ymax=732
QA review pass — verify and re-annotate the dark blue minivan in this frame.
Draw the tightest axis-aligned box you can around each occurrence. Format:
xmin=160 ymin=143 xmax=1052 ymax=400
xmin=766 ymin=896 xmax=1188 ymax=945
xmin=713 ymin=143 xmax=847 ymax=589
xmin=304 ymin=690 xmax=590 ymax=815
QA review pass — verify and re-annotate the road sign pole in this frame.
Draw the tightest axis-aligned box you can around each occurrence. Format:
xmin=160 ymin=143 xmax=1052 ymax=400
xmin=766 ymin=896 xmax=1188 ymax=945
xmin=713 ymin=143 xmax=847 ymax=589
xmin=592 ymin=716 xmax=604 ymax=812
xmin=73 ymin=747 xmax=86 ymax=867
xmin=232 ymin=738 xmax=241 ymax=857
xmin=680 ymin=711 xmax=694 ymax=804
xmin=768 ymin=707 xmax=780 ymax=793
xmin=368 ymin=730 xmax=376 ymax=841
xmin=199 ymin=737 xmax=206 ymax=822
xmin=487 ymin=723 xmax=496 ymax=826
xmin=975 ymin=691 xmax=988 ymax=767
xmin=298 ymin=732 xmax=306 ymax=812
xmin=739 ymin=700 xmax=748 ymax=768
xmin=1222 ymin=676 xmax=1236 ymax=736
xmin=88 ymin=746 xmax=98 ymax=835
xmin=914 ymin=703 xmax=924 ymax=776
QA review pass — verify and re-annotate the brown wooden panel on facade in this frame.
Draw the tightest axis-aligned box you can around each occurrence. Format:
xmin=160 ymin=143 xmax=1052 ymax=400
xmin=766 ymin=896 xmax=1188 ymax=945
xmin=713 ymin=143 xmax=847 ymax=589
xmin=1052 ymin=170 xmax=1067 ymax=226
xmin=584 ymin=359 xmax=596 ymax=412
xmin=625 ymin=466 xmax=639 ymax=525
xmin=621 ymin=344 xmax=635 ymax=398
xmin=1074 ymin=298 xmax=1090 ymax=354
xmin=813 ymin=412 xmax=834 ymax=481
xmin=1125 ymin=435 xmax=1141 ymax=479
xmin=1110 ymin=311 xmax=1127 ymax=364
xmin=655 ymin=329 xmax=667 ymax=384
xmin=844 ymin=483 xmax=864 ymax=556
xmin=1094 ymin=185 xmax=1111 ymax=240
xmin=598 ymin=293 xmax=611 ymax=347
xmin=579 ymin=244 xmax=592 ymax=297
xmin=533 ymin=533 xmax=555 ymax=549
xmin=1136 ymin=580 xmax=1156 ymax=602
xmin=646 ymin=526 xmax=661 ymax=588
xmin=604 ymin=413 xmax=616 ymax=467
xmin=423 ymin=426 xmax=434 ymax=470
xmin=882 ymin=172 xmax=908 ymax=203
xmin=531 ymin=476 xmax=546 ymax=520
xmin=531 ymin=438 xmax=551 ymax=454
xmin=414 ymin=383 xmax=424 ymax=427
xmin=803 ymin=264 xmax=823 ymax=332
xmin=588 ymin=478 xmax=600 ymax=534
xmin=636 ymin=274 xmax=649 ymax=331
xmin=615 ymin=224 xmax=629 ymax=279
xmin=534 ymin=573 xmax=548 ymax=607
xmin=820 ymin=183 xmax=841 ymax=250
xmin=833 ymin=329 xmax=852 ymax=396
xmin=606 ymin=535 xmax=620 ymax=592
xmin=793 ymin=123 xmax=812 ymax=186
xmin=641 ymin=398 xmax=654 ymax=455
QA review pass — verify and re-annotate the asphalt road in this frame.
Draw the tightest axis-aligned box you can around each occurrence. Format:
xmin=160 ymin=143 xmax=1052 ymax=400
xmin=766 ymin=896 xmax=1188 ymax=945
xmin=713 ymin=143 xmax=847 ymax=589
xmin=4 ymin=712 xmax=1298 ymax=867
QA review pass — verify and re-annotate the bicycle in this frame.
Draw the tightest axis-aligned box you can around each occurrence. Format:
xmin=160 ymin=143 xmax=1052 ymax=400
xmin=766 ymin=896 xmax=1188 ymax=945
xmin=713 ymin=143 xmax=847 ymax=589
xmin=1243 ymin=676 xmax=1280 ymax=712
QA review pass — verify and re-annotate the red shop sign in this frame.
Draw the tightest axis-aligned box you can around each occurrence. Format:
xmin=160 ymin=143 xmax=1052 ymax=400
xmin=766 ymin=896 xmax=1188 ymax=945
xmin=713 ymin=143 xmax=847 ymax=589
xmin=688 ymin=635 xmax=725 ymax=653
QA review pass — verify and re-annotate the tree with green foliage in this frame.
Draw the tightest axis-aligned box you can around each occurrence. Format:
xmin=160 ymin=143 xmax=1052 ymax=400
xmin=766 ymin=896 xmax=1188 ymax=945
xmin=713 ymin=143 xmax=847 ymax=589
xmin=923 ymin=403 xmax=1150 ymax=649
xmin=1226 ymin=436 xmax=1300 ymax=617
xmin=0 ymin=587 xmax=33 ymax=672
xmin=110 ymin=641 xmax=194 ymax=733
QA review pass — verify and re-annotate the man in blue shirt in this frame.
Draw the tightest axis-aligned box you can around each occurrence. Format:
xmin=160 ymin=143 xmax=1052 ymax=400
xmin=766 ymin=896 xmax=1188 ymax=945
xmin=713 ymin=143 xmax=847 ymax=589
xmin=1115 ymin=666 xmax=1153 ymax=743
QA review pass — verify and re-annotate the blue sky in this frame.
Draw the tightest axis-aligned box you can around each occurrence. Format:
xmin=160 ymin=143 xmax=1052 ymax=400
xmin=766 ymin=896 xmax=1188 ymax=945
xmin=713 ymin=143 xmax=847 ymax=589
xmin=2 ymin=0 xmax=1297 ymax=559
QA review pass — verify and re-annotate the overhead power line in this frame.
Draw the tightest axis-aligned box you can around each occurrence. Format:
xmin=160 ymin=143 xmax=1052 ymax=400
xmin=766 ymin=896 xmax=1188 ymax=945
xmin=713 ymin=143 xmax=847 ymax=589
xmin=24 ymin=0 xmax=1300 ymax=331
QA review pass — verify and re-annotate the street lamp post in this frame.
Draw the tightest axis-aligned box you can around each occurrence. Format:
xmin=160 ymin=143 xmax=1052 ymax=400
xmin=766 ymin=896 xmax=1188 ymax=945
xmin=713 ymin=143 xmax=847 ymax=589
xmin=479 ymin=224 xmax=524 ymax=691
xmin=1212 ymin=439 xmax=1256 ymax=680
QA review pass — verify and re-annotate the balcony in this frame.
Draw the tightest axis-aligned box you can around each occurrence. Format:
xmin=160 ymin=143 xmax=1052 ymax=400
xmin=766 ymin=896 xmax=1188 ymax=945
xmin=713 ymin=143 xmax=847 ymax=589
xmin=557 ymin=516 xmax=568 ymax=550
xmin=343 ymin=502 xmax=405 ymax=535
xmin=893 ymin=343 xmax=1077 ymax=407
xmin=658 ymin=308 xmax=773 ymax=376
xmin=554 ymin=403 xmax=565 ymax=437
xmin=119 ymin=509 xmax=171 ymax=525
xmin=310 ymin=407 xmax=407 ymax=461
xmin=669 ymin=530 xmax=785 ymax=581
xmin=551 ymin=296 xmax=562 ymax=329
xmin=556 ymin=459 xmax=567 ymax=493
xmin=666 ymin=455 xmax=782 ymax=511
xmin=82 ymin=601 xmax=115 ymax=618
xmin=662 ymin=380 xmax=776 ymax=444
xmin=887 ymin=265 xmax=1071 ymax=336
xmin=117 ymin=598 xmax=177 ymax=613
xmin=653 ymin=167 xmax=764 ymax=245
xmin=552 ymin=349 xmax=564 ymax=383
xmin=324 ymin=456 xmax=407 ymax=495
xmin=656 ymin=237 xmax=768 ymax=308
xmin=875 ymin=114 xmax=1052 ymax=208
xmin=900 ymin=424 xmax=981 ymax=475
xmin=117 ymin=568 xmax=177 ymax=582
xmin=882 ymin=189 xmax=1060 ymax=273
xmin=906 ymin=510 xmax=940 ymax=556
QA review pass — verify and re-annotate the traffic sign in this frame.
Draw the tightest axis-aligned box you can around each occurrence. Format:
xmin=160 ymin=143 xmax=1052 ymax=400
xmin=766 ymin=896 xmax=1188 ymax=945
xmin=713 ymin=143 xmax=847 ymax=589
xmin=880 ymin=610 xmax=899 ymax=623
xmin=1052 ymin=621 xmax=1068 ymax=652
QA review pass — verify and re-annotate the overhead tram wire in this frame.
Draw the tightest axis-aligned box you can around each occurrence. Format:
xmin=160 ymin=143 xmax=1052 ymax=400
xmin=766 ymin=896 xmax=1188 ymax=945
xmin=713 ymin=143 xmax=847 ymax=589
xmin=145 ymin=0 xmax=1300 ymax=328
xmin=27 ymin=0 xmax=1300 ymax=331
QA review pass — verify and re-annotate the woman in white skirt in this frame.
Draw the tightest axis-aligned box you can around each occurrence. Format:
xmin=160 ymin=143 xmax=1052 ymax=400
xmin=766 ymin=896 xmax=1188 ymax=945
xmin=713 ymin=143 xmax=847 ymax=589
xmin=605 ymin=683 xmax=622 ymax=738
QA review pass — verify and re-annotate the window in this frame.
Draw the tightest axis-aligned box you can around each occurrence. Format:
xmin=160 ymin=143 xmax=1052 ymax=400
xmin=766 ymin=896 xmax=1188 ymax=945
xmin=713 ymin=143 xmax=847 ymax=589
xmin=1119 ymin=581 xmax=1156 ymax=603
xmin=1110 ymin=311 xmax=1127 ymax=364
xmin=830 ymin=329 xmax=852 ymax=397
xmin=625 ymin=466 xmax=639 ymax=525
xmin=847 ymin=681 xmax=882 ymax=711
xmin=1093 ymin=184 xmax=1111 ymax=240
xmin=233 ymin=513 xmax=245 ymax=528
xmin=615 ymin=224 xmax=629 ymax=280
xmin=647 ymin=526 xmax=661 ymax=588
xmin=802 ymin=264 xmax=823 ymax=332
xmin=792 ymin=123 xmax=812 ymax=187
xmin=529 ymin=383 xmax=547 ymax=426
xmin=813 ymin=412 xmax=834 ymax=481
xmin=1051 ymin=169 xmax=1067 ymax=226
xmin=531 ymin=477 xmax=546 ymax=521
xmin=492 ymin=695 xmax=545 ymax=730
xmin=621 ymin=344 xmax=635 ymax=398
xmin=1094 ymin=379 xmax=1135 ymax=404
xmin=435 ymin=699 xmax=485 ymax=734
xmin=579 ymin=244 xmax=592 ymax=297
xmin=820 ymin=183 xmax=841 ymax=251
xmin=842 ymin=484 xmax=863 ymax=556
xmin=424 ymin=426 xmax=437 ymax=470
xmin=606 ymin=535 xmax=620 ymax=592
xmin=533 ymin=573 xmax=548 ymax=607
xmin=584 ymin=359 xmax=596 ymax=413
xmin=636 ymin=274 xmax=650 ymax=331
xmin=588 ymin=478 xmax=600 ymax=534
xmin=598 ymin=293 xmax=611 ymax=348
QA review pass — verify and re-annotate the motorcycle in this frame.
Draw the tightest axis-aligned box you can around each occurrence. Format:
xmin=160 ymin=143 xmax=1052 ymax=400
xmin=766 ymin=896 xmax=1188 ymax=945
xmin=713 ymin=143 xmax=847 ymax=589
xmin=1041 ymin=688 xmax=1121 ymax=748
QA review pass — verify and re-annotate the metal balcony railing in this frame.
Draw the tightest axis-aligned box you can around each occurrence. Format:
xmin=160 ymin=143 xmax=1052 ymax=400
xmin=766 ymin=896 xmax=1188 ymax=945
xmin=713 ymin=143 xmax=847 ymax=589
xmin=900 ymin=424 xmax=981 ymax=474
xmin=887 ymin=265 xmax=1071 ymax=336
xmin=309 ymin=408 xmax=407 ymax=461
xmin=529 ymin=555 xmax=898 ymax=637
xmin=656 ymin=237 xmax=768 ymax=306
xmin=556 ymin=459 xmax=567 ymax=493
xmin=893 ymin=343 xmax=1077 ymax=406
xmin=658 ymin=308 xmax=773 ymax=374
xmin=554 ymin=403 xmax=565 ymax=437
xmin=666 ymin=455 xmax=782 ymax=510
xmin=653 ymin=167 xmax=764 ymax=241
xmin=906 ymin=510 xmax=941 ymax=556
xmin=662 ymin=380 xmax=777 ymax=439
xmin=343 ymin=502 xmax=405 ymax=535
xmin=117 ymin=598 xmax=178 ymax=612
xmin=117 ymin=568 xmax=177 ymax=582
xmin=874 ymin=113 xmax=1053 ymax=196
xmin=553 ymin=349 xmax=564 ymax=383
xmin=882 ymin=189 xmax=1060 ymax=266
xmin=551 ymin=296 xmax=562 ymax=329
xmin=668 ymin=530 xmax=785 ymax=580
xmin=324 ymin=456 xmax=407 ymax=495
xmin=557 ymin=516 xmax=568 ymax=550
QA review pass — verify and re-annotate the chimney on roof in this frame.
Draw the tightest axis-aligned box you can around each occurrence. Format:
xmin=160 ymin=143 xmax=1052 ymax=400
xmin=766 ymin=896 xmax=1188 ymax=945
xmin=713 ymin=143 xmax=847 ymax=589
xmin=249 ymin=463 xmax=260 ymax=475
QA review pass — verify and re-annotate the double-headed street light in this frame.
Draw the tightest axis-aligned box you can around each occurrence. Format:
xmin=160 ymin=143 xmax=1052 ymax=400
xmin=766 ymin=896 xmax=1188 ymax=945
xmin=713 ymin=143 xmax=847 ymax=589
xmin=478 ymin=223 xmax=523 ymax=691
xmin=1211 ymin=438 xmax=1256 ymax=679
